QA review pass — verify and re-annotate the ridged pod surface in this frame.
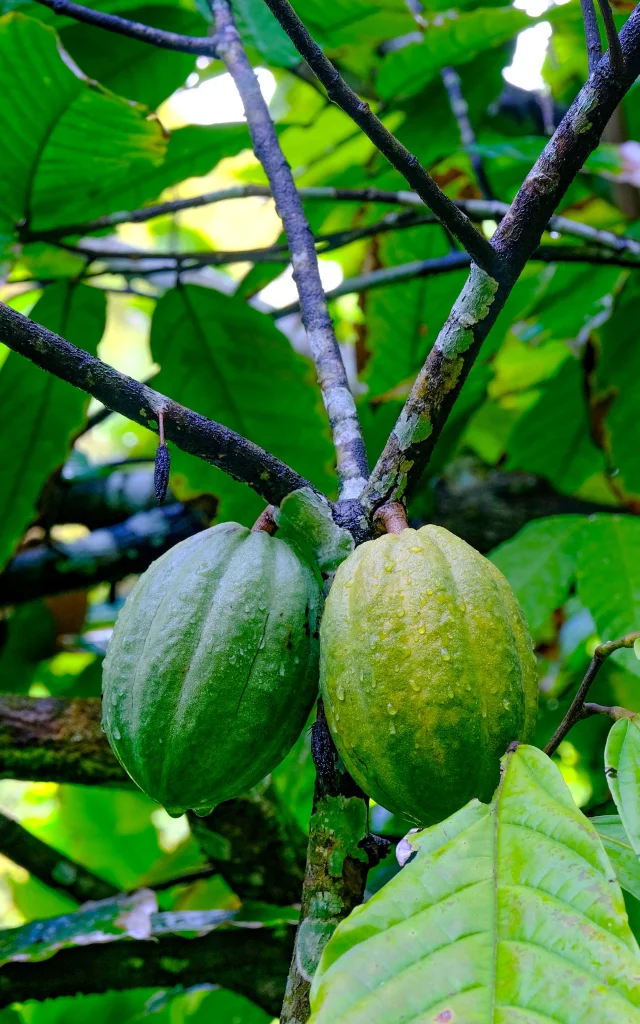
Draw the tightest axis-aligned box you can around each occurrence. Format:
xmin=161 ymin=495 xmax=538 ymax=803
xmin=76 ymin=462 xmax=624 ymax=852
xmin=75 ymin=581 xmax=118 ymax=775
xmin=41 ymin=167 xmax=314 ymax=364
xmin=102 ymin=522 xmax=322 ymax=816
xmin=320 ymin=525 xmax=537 ymax=825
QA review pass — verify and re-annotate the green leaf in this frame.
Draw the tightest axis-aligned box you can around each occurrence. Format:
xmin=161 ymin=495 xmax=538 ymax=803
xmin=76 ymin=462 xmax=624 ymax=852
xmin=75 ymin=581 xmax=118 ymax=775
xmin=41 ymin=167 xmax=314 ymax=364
xmin=376 ymin=7 xmax=530 ymax=100
xmin=0 ymin=602 xmax=56 ymax=693
xmin=506 ymin=357 xmax=606 ymax=493
xmin=489 ymin=515 xmax=585 ymax=636
xmin=605 ymin=717 xmax=640 ymax=859
xmin=234 ymin=0 xmax=299 ymax=67
xmin=592 ymin=815 xmax=640 ymax=902
xmin=58 ymin=6 xmax=202 ymax=109
xmin=576 ymin=515 xmax=640 ymax=679
xmin=309 ymin=744 xmax=640 ymax=1023
xmin=596 ymin=277 xmax=640 ymax=494
xmin=150 ymin=285 xmax=335 ymax=520
xmin=0 ymin=283 xmax=106 ymax=569
xmin=0 ymin=13 xmax=167 ymax=244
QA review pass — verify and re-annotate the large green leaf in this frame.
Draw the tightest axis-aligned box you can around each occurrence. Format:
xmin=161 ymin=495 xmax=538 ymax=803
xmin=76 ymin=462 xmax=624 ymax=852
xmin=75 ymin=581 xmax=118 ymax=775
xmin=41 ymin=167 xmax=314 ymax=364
xmin=489 ymin=515 xmax=585 ymax=636
xmin=605 ymin=717 xmax=640 ymax=858
xmin=593 ymin=815 xmax=640 ymax=902
xmin=0 ymin=13 xmax=167 ymax=245
xmin=58 ymin=6 xmax=201 ymax=109
xmin=506 ymin=357 xmax=606 ymax=493
xmin=576 ymin=515 xmax=640 ymax=679
xmin=234 ymin=0 xmax=299 ymax=67
xmin=309 ymin=744 xmax=640 ymax=1023
xmin=0 ymin=283 xmax=106 ymax=569
xmin=150 ymin=285 xmax=335 ymax=520
xmin=597 ymin=278 xmax=640 ymax=495
xmin=376 ymin=7 xmax=530 ymax=100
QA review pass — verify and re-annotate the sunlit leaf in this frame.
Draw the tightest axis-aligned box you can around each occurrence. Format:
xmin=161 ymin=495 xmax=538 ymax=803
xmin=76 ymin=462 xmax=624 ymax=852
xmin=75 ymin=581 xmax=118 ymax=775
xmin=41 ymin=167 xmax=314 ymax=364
xmin=489 ymin=515 xmax=585 ymax=636
xmin=309 ymin=744 xmax=640 ymax=1023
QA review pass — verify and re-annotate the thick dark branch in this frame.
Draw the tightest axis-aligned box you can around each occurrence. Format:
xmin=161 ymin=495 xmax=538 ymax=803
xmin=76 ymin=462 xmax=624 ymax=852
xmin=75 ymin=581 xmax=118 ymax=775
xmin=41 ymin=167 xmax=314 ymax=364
xmin=0 ymin=811 xmax=117 ymax=903
xmin=362 ymin=7 xmax=640 ymax=513
xmin=545 ymin=632 xmax=640 ymax=756
xmin=2 ymin=463 xmax=618 ymax=603
xmin=40 ymin=464 xmax=166 ymax=530
xmin=581 ymin=0 xmax=603 ymax=73
xmin=441 ymin=66 xmax=494 ymax=200
xmin=280 ymin=701 xmax=387 ymax=1024
xmin=32 ymin=0 xmax=219 ymax=55
xmin=189 ymin=785 xmax=306 ymax=905
xmin=596 ymin=0 xmax=625 ymax=73
xmin=0 ymin=503 xmax=209 ymax=605
xmin=0 ymin=926 xmax=292 ymax=1015
xmin=0 ymin=696 xmax=123 ymax=786
xmin=212 ymin=0 xmax=367 ymax=499
xmin=260 ymin=0 xmax=497 ymax=274
xmin=0 ymin=302 xmax=312 ymax=506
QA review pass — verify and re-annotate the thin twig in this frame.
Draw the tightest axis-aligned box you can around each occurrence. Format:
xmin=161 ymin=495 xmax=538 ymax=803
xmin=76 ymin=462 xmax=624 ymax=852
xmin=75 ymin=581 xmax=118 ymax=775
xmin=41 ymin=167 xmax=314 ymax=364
xmin=544 ymin=632 xmax=640 ymax=756
xmin=581 ymin=0 xmax=603 ymax=72
xmin=581 ymin=702 xmax=638 ymax=721
xmin=361 ymin=8 xmax=640 ymax=514
xmin=32 ymin=0 xmax=219 ymax=55
xmin=596 ymin=0 xmax=625 ymax=73
xmin=440 ymin=66 xmax=494 ymax=200
xmin=272 ymin=244 xmax=640 ymax=317
xmin=260 ymin=0 xmax=497 ymax=275
xmin=0 ymin=810 xmax=117 ymax=903
xmin=28 ymin=189 xmax=640 ymax=258
xmin=0 ymin=302 xmax=313 ymax=507
xmin=211 ymin=0 xmax=368 ymax=499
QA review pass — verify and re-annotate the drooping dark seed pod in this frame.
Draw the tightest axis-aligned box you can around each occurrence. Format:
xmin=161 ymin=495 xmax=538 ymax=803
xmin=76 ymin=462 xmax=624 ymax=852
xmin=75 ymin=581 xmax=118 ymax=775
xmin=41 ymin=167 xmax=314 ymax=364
xmin=154 ymin=442 xmax=171 ymax=504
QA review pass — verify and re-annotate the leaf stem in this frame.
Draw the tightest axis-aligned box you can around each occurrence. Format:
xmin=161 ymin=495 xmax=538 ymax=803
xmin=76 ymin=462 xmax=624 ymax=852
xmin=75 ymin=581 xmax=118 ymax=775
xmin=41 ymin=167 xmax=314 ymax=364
xmin=32 ymin=0 xmax=219 ymax=55
xmin=544 ymin=632 xmax=640 ymax=756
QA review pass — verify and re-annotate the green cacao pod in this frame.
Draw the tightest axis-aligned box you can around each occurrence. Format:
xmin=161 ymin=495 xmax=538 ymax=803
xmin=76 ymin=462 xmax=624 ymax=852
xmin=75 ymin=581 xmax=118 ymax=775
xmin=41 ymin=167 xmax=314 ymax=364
xmin=320 ymin=525 xmax=537 ymax=825
xmin=102 ymin=522 xmax=322 ymax=816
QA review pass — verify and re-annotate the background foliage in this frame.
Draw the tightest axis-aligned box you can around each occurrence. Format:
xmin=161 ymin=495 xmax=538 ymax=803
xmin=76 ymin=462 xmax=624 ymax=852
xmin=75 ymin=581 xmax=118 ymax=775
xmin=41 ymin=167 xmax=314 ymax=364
xmin=0 ymin=0 xmax=639 ymax=1018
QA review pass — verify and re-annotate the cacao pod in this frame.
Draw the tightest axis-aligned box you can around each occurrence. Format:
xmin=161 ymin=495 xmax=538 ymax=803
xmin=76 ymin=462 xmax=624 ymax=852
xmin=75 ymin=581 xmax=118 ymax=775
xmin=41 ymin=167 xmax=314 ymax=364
xmin=102 ymin=522 xmax=322 ymax=816
xmin=320 ymin=525 xmax=537 ymax=824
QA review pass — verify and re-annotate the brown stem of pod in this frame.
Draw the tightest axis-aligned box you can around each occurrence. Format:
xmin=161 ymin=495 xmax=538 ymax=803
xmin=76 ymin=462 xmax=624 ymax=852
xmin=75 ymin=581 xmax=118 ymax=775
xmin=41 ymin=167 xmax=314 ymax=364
xmin=373 ymin=501 xmax=408 ymax=535
xmin=251 ymin=505 xmax=278 ymax=535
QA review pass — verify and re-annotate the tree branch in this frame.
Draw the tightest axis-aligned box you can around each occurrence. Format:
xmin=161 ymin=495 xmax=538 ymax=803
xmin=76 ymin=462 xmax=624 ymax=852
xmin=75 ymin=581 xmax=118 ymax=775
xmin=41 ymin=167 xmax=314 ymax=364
xmin=596 ymin=0 xmax=625 ymax=73
xmin=0 ymin=811 xmax=117 ymax=903
xmin=581 ymin=0 xmax=603 ymax=73
xmin=441 ymin=66 xmax=494 ymax=200
xmin=361 ymin=6 xmax=640 ymax=514
xmin=544 ymin=632 xmax=640 ymax=756
xmin=29 ymin=188 xmax=640 ymax=258
xmin=0 ymin=925 xmax=292 ymax=1015
xmin=273 ymin=243 xmax=640 ymax=316
xmin=0 ymin=301 xmax=313 ymax=506
xmin=211 ymin=0 xmax=367 ymax=499
xmin=259 ymin=0 xmax=497 ymax=275
xmin=0 ymin=696 xmax=123 ymax=786
xmin=32 ymin=0 xmax=219 ymax=55
xmin=0 ymin=503 xmax=210 ymax=605
xmin=280 ymin=701 xmax=388 ymax=1024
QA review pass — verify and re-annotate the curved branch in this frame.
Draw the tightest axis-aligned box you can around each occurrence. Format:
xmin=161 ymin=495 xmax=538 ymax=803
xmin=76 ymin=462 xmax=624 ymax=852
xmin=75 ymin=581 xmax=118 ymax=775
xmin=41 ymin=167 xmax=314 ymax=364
xmin=0 ymin=302 xmax=313 ymax=506
xmin=0 ymin=926 xmax=292 ymax=1015
xmin=0 ymin=811 xmax=117 ymax=903
xmin=211 ymin=0 xmax=367 ymax=498
xmin=33 ymin=0 xmax=219 ymax=55
xmin=260 ymin=0 xmax=497 ymax=275
xmin=362 ymin=6 xmax=640 ymax=513
xmin=581 ymin=0 xmax=603 ymax=73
